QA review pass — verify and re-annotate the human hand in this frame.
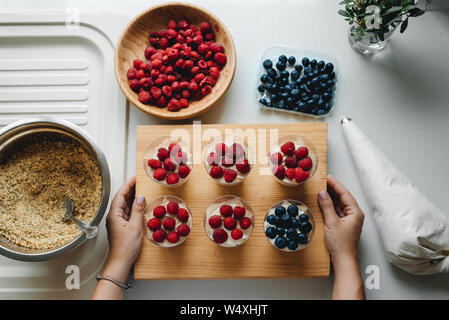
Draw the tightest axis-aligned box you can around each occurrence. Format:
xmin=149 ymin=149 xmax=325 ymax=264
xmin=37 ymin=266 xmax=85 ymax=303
xmin=318 ymin=175 xmax=364 ymax=265
xmin=103 ymin=176 xmax=145 ymax=283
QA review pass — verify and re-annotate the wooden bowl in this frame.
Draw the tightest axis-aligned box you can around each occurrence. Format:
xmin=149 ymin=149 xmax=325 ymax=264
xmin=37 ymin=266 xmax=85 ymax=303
xmin=114 ymin=2 xmax=236 ymax=120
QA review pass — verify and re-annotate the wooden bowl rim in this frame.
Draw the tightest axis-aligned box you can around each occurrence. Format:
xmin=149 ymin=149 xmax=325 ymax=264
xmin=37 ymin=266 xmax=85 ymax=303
xmin=114 ymin=2 xmax=237 ymax=120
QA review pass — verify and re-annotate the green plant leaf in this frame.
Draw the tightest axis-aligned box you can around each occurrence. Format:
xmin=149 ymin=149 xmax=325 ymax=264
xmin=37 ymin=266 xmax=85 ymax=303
xmin=400 ymin=18 xmax=409 ymax=33
xmin=408 ymin=8 xmax=425 ymax=17
xmin=338 ymin=10 xmax=350 ymax=17
xmin=383 ymin=6 xmax=403 ymax=15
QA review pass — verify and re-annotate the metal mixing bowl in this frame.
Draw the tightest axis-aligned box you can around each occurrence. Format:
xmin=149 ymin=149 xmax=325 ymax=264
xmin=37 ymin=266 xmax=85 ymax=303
xmin=0 ymin=117 xmax=111 ymax=262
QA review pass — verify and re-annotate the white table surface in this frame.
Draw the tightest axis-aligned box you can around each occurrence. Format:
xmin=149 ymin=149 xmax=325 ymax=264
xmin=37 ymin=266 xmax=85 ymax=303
xmin=2 ymin=0 xmax=449 ymax=300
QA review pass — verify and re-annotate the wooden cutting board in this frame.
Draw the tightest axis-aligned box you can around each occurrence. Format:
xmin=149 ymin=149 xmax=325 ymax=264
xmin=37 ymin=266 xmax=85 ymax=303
xmin=135 ymin=123 xmax=329 ymax=279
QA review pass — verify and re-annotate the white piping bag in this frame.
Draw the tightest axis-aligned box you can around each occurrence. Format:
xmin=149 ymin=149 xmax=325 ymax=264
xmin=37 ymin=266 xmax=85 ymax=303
xmin=341 ymin=117 xmax=449 ymax=275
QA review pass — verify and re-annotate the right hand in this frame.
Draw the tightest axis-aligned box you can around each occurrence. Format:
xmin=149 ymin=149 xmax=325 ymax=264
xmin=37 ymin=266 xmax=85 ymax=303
xmin=318 ymin=175 xmax=365 ymax=264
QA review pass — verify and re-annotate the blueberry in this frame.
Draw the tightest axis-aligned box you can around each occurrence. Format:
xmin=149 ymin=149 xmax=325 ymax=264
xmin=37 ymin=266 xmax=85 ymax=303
xmin=300 ymin=222 xmax=312 ymax=233
xmin=281 ymin=213 xmax=292 ymax=228
xmin=259 ymin=98 xmax=267 ymax=106
xmin=327 ymin=80 xmax=335 ymax=87
xmin=310 ymin=59 xmax=317 ymax=68
xmin=290 ymin=89 xmax=300 ymax=98
xmin=275 ymin=206 xmax=286 ymax=217
xmin=275 ymin=237 xmax=287 ymax=249
xmin=293 ymin=107 xmax=300 ymax=112
xmin=267 ymin=68 xmax=277 ymax=79
xmin=265 ymin=227 xmax=277 ymax=239
xmin=311 ymin=108 xmax=317 ymax=115
xmin=295 ymin=78 xmax=304 ymax=86
xmin=317 ymin=60 xmax=325 ymax=69
xmin=280 ymin=92 xmax=289 ymax=99
xmin=278 ymin=100 xmax=286 ymax=109
xmin=290 ymin=70 xmax=300 ymax=81
xmin=317 ymin=109 xmax=326 ymax=116
xmin=323 ymin=92 xmax=332 ymax=101
xmin=280 ymin=70 xmax=289 ymax=78
xmin=319 ymin=74 xmax=329 ymax=81
xmin=313 ymin=70 xmax=319 ymax=77
xmin=263 ymin=59 xmax=273 ymax=70
xmin=299 ymin=84 xmax=308 ymax=92
xmin=286 ymin=97 xmax=294 ymax=107
xmin=307 ymin=99 xmax=315 ymax=108
xmin=318 ymin=68 xmax=326 ymax=75
xmin=302 ymin=57 xmax=310 ymax=67
xmin=258 ymin=84 xmax=265 ymax=93
xmin=267 ymin=214 xmax=279 ymax=226
xmin=294 ymin=64 xmax=303 ymax=72
xmin=317 ymin=99 xmax=325 ymax=108
xmin=325 ymin=102 xmax=332 ymax=111
xmin=297 ymin=102 xmax=306 ymax=112
xmin=288 ymin=56 xmax=296 ymax=65
xmin=328 ymin=71 xmax=336 ymax=80
xmin=269 ymin=94 xmax=278 ymax=102
xmin=271 ymin=83 xmax=279 ymax=92
xmin=304 ymin=66 xmax=313 ymax=75
xmin=283 ymin=84 xmax=291 ymax=91
xmin=319 ymin=83 xmax=328 ymax=92
xmin=280 ymin=77 xmax=289 ymax=85
xmin=260 ymin=74 xmax=268 ymax=84
xmin=325 ymin=62 xmax=334 ymax=72
xmin=312 ymin=94 xmax=320 ymax=102
xmin=276 ymin=226 xmax=286 ymax=237
xmin=291 ymin=218 xmax=300 ymax=228
xmin=278 ymin=55 xmax=288 ymax=63
xmin=287 ymin=205 xmax=299 ymax=217
xmin=297 ymin=233 xmax=308 ymax=245
xmin=288 ymin=240 xmax=298 ymax=251
xmin=265 ymin=83 xmax=273 ymax=92
xmin=276 ymin=61 xmax=286 ymax=71
xmin=286 ymin=228 xmax=298 ymax=240
xmin=266 ymin=101 xmax=273 ymax=108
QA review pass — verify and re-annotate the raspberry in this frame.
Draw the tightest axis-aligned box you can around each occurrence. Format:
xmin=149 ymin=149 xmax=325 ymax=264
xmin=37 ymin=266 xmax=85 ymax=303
xmin=280 ymin=141 xmax=296 ymax=156
xmin=139 ymin=77 xmax=151 ymax=88
xmin=209 ymin=215 xmax=222 ymax=228
xmin=231 ymin=229 xmax=243 ymax=240
xmin=207 ymin=152 xmax=220 ymax=165
xmin=153 ymin=168 xmax=167 ymax=181
xmin=147 ymin=218 xmax=161 ymax=231
xmin=166 ymin=48 xmax=179 ymax=60
xmin=188 ymin=80 xmax=198 ymax=92
xmin=162 ymin=85 xmax=172 ymax=97
xmin=153 ymin=205 xmax=166 ymax=218
xmin=270 ymin=152 xmax=283 ymax=165
xmin=200 ymin=21 xmax=211 ymax=34
xmin=159 ymin=37 xmax=169 ymax=49
xmin=220 ymin=205 xmax=233 ymax=217
xmin=148 ymin=159 xmax=162 ymax=169
xmin=236 ymin=158 xmax=250 ymax=174
xmin=163 ymin=217 xmax=176 ymax=230
xmin=209 ymin=67 xmax=220 ymax=80
xmin=240 ymin=217 xmax=252 ymax=230
xmin=133 ymin=59 xmax=144 ymax=69
xmin=213 ymin=228 xmax=228 ymax=244
xmin=201 ymin=85 xmax=212 ymax=96
xmin=167 ymin=202 xmax=179 ymax=214
xmin=233 ymin=206 xmax=246 ymax=219
xmin=229 ymin=143 xmax=245 ymax=159
xmin=166 ymin=172 xmax=180 ymax=185
xmin=198 ymin=43 xmax=209 ymax=54
xmin=167 ymin=231 xmax=179 ymax=244
xmin=204 ymin=33 xmax=215 ymax=41
xmin=214 ymin=52 xmax=227 ymax=65
xmin=151 ymin=58 xmax=162 ymax=69
xmin=221 ymin=156 xmax=234 ymax=167
xmin=180 ymin=98 xmax=189 ymax=108
xmin=178 ymin=165 xmax=191 ymax=179
xmin=295 ymin=167 xmax=310 ymax=183
xmin=209 ymin=165 xmax=224 ymax=179
xmin=177 ymin=224 xmax=191 ymax=237
xmin=209 ymin=43 xmax=224 ymax=53
xmin=127 ymin=67 xmax=137 ymax=79
xmin=144 ymin=46 xmax=156 ymax=59
xmin=181 ymin=89 xmax=191 ymax=99
xmin=284 ymin=156 xmax=297 ymax=168
xmin=167 ymin=98 xmax=181 ymax=112
xmin=138 ymin=90 xmax=151 ymax=103
xmin=156 ymin=96 xmax=167 ymax=107
xmin=298 ymin=157 xmax=313 ymax=171
xmin=285 ymin=167 xmax=296 ymax=180
xmin=163 ymin=157 xmax=176 ymax=171
xmin=168 ymin=19 xmax=177 ymax=29
xmin=151 ymin=86 xmax=162 ymax=100
xmin=178 ymin=19 xmax=189 ymax=30
xmin=197 ymin=59 xmax=207 ymax=69
xmin=136 ymin=70 xmax=146 ymax=80
xmin=184 ymin=59 xmax=194 ymax=69
xmin=223 ymin=169 xmax=237 ymax=183
xmin=129 ymin=79 xmax=140 ymax=92
xmin=223 ymin=217 xmax=237 ymax=230
xmin=152 ymin=229 xmax=166 ymax=243
xmin=193 ymin=35 xmax=203 ymax=46
xmin=295 ymin=147 xmax=309 ymax=160
xmin=272 ymin=165 xmax=285 ymax=180
xmin=177 ymin=208 xmax=189 ymax=222
xmin=215 ymin=143 xmax=227 ymax=156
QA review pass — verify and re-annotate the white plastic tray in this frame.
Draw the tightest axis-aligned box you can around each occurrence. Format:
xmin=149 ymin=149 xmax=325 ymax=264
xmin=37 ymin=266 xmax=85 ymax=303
xmin=0 ymin=13 xmax=128 ymax=299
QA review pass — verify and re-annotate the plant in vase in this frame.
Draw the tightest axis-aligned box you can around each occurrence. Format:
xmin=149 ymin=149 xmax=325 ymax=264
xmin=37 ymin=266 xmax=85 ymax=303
xmin=338 ymin=0 xmax=427 ymax=55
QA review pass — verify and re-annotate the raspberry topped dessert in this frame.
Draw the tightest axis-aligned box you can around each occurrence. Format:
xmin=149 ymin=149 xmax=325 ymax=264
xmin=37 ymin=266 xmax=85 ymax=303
xmin=268 ymin=135 xmax=318 ymax=186
xmin=144 ymin=195 xmax=192 ymax=247
xmin=204 ymin=195 xmax=255 ymax=247
xmin=144 ymin=136 xmax=192 ymax=187
xmin=126 ymin=19 xmax=227 ymax=111
xmin=264 ymin=200 xmax=314 ymax=252
xmin=203 ymin=139 xmax=253 ymax=185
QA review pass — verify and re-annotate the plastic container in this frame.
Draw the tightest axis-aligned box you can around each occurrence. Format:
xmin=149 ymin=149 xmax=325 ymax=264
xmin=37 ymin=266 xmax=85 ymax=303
xmin=255 ymin=45 xmax=338 ymax=118
xmin=264 ymin=199 xmax=315 ymax=252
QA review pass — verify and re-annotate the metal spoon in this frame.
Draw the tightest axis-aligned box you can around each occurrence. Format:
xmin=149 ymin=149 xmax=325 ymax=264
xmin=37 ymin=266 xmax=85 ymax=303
xmin=62 ymin=196 xmax=98 ymax=239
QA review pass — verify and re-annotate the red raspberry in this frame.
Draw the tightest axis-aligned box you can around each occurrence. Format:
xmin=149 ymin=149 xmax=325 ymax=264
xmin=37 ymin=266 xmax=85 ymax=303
xmin=200 ymin=76 xmax=216 ymax=88
xmin=209 ymin=165 xmax=224 ymax=179
xmin=167 ymin=98 xmax=181 ymax=112
xmin=209 ymin=42 xmax=224 ymax=53
xmin=153 ymin=205 xmax=166 ymax=218
xmin=180 ymin=98 xmax=189 ymax=108
xmin=184 ymin=59 xmax=194 ymax=69
xmin=284 ymin=156 xmax=297 ymax=168
xmin=133 ymin=59 xmax=144 ymax=69
xmin=188 ymin=80 xmax=198 ymax=92
xmin=171 ymin=81 xmax=180 ymax=91
xmin=197 ymin=59 xmax=208 ymax=69
xmin=181 ymin=90 xmax=190 ymax=99
xmin=178 ymin=165 xmax=191 ymax=179
xmin=200 ymin=85 xmax=212 ymax=96
xmin=153 ymin=168 xmax=167 ymax=181
xmin=163 ymin=157 xmax=176 ymax=171
xmin=295 ymin=167 xmax=310 ymax=183
xmin=167 ymin=231 xmax=179 ymax=244
xmin=152 ymin=229 xmax=166 ymax=243
xmin=214 ymin=52 xmax=227 ymax=65
xmin=280 ymin=141 xmax=296 ymax=156
xmin=220 ymin=205 xmax=233 ymax=217
xmin=147 ymin=218 xmax=161 ymax=231
xmin=167 ymin=75 xmax=176 ymax=83
xmin=236 ymin=158 xmax=250 ymax=174
xmin=240 ymin=217 xmax=252 ymax=230
xmin=223 ymin=169 xmax=237 ymax=183
xmin=177 ymin=224 xmax=191 ymax=237
xmin=138 ymin=90 xmax=151 ymax=103
xmin=129 ymin=79 xmax=140 ymax=92
xmin=151 ymin=58 xmax=162 ymax=69
xmin=168 ymin=19 xmax=177 ymax=29
xmin=272 ymin=165 xmax=285 ymax=180
xmin=215 ymin=143 xmax=227 ymax=156
xmin=298 ymin=157 xmax=313 ymax=171
xmin=163 ymin=217 xmax=176 ymax=230
xmin=176 ymin=34 xmax=185 ymax=43
xmin=209 ymin=215 xmax=222 ymax=228
xmin=159 ymin=37 xmax=169 ymax=49
xmin=162 ymin=85 xmax=172 ymax=97
xmin=221 ymin=156 xmax=234 ymax=167
xmin=198 ymin=43 xmax=209 ymax=54
xmin=136 ymin=69 xmax=146 ymax=80
xmin=204 ymin=33 xmax=215 ymax=41
xmin=150 ymin=86 xmax=162 ymax=100
xmin=148 ymin=159 xmax=162 ymax=169
xmin=150 ymin=69 xmax=159 ymax=79
xmin=213 ymin=228 xmax=228 ymax=244
xmin=127 ymin=67 xmax=137 ymax=79
xmin=166 ymin=48 xmax=179 ymax=60
xmin=209 ymin=67 xmax=220 ymax=80
xmin=193 ymin=35 xmax=203 ymax=46
xmin=295 ymin=147 xmax=309 ymax=160
xmin=139 ymin=77 xmax=151 ymax=88
xmin=231 ymin=229 xmax=243 ymax=240
xmin=175 ymin=58 xmax=185 ymax=68
xmin=233 ymin=206 xmax=246 ymax=219
xmin=166 ymin=172 xmax=180 ymax=185
xmin=178 ymin=19 xmax=189 ymax=30
xmin=144 ymin=46 xmax=156 ymax=59
xmin=156 ymin=96 xmax=167 ymax=107
xmin=179 ymin=81 xmax=189 ymax=89
xmin=223 ymin=217 xmax=237 ymax=230
xmin=149 ymin=37 xmax=159 ymax=46
xmin=200 ymin=21 xmax=211 ymax=34
xmin=177 ymin=208 xmax=189 ymax=222
xmin=194 ymin=73 xmax=205 ymax=83
xmin=142 ymin=62 xmax=152 ymax=72
xmin=206 ymin=152 xmax=220 ymax=165
xmin=285 ymin=167 xmax=296 ymax=180
xmin=270 ymin=152 xmax=283 ymax=165
xmin=167 ymin=202 xmax=179 ymax=214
